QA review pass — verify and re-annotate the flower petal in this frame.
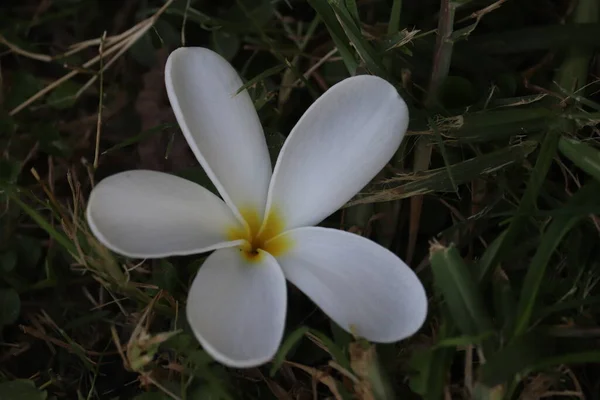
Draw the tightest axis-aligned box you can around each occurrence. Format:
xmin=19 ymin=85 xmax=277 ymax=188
xmin=264 ymin=76 xmax=408 ymax=231
xmin=165 ymin=47 xmax=272 ymax=220
xmin=186 ymin=247 xmax=287 ymax=367
xmin=87 ymin=170 xmax=243 ymax=258
xmin=275 ymin=227 xmax=427 ymax=342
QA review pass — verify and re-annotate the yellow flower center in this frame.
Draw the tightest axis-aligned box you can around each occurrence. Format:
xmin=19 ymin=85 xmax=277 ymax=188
xmin=227 ymin=207 xmax=292 ymax=263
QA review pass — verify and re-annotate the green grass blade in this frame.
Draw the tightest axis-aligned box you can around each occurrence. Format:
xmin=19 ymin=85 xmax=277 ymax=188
xmin=348 ymin=141 xmax=536 ymax=206
xmin=307 ymin=0 xmax=358 ymax=74
xmin=558 ymin=137 xmax=600 ymax=182
xmin=102 ymin=123 xmax=176 ymax=155
xmin=479 ymin=332 xmax=552 ymax=386
xmin=429 ymin=117 xmax=458 ymax=194
xmin=408 ymin=320 xmax=456 ymax=400
xmin=8 ymin=191 xmax=77 ymax=254
xmin=476 ymin=230 xmax=506 ymax=282
xmin=328 ymin=1 xmax=388 ymax=78
xmin=388 ymin=0 xmax=402 ymax=34
xmin=429 ymin=243 xmax=492 ymax=336
xmin=235 ymin=64 xmax=286 ymax=95
xmin=308 ymin=329 xmax=352 ymax=371
xmin=449 ymin=107 xmax=555 ymax=142
xmin=343 ymin=0 xmax=360 ymax=28
xmin=477 ymin=130 xmax=560 ymax=282
xmin=513 ymin=181 xmax=600 ymax=337
xmin=269 ymin=326 xmax=310 ymax=376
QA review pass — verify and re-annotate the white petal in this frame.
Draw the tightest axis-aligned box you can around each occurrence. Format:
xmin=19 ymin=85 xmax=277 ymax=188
xmin=276 ymin=227 xmax=427 ymax=342
xmin=165 ymin=47 xmax=272 ymax=220
xmin=87 ymin=170 xmax=243 ymax=259
xmin=265 ymin=76 xmax=408 ymax=231
xmin=186 ymin=247 xmax=287 ymax=367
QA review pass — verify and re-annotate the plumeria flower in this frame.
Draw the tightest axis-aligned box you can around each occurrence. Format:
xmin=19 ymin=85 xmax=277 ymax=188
xmin=86 ymin=47 xmax=427 ymax=368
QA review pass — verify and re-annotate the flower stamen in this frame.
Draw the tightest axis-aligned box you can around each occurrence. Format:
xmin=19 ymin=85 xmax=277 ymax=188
xmin=228 ymin=207 xmax=292 ymax=262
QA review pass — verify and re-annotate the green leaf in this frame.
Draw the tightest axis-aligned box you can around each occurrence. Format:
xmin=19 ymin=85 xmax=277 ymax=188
xmin=154 ymin=20 xmax=181 ymax=48
xmin=0 ymin=158 xmax=20 ymax=184
xmin=129 ymin=32 xmax=156 ymax=67
xmin=0 ymin=380 xmax=47 ymax=400
xmin=152 ymin=260 xmax=179 ymax=294
xmin=45 ymin=80 xmax=80 ymax=110
xmin=491 ymin=269 xmax=516 ymax=334
xmin=5 ymin=72 xmax=44 ymax=110
xmin=32 ymin=125 xmax=71 ymax=157
xmin=329 ymin=320 xmax=352 ymax=351
xmin=0 ymin=288 xmax=20 ymax=325
xmin=270 ymin=326 xmax=309 ymax=376
xmin=513 ymin=181 xmax=600 ymax=337
xmin=408 ymin=322 xmax=455 ymax=400
xmin=476 ymin=230 xmax=506 ymax=282
xmin=558 ymin=137 xmax=600 ymax=182
xmin=429 ymin=243 xmax=492 ymax=336
xmin=433 ymin=332 xmax=494 ymax=349
xmin=15 ymin=236 xmax=42 ymax=269
xmin=210 ymin=30 xmax=240 ymax=61
xmin=0 ymin=110 xmax=17 ymax=138
xmin=344 ymin=0 xmax=360 ymax=28
xmin=0 ymin=251 xmax=17 ymax=273
xmin=187 ymin=385 xmax=223 ymax=400
xmin=480 ymin=333 xmax=554 ymax=386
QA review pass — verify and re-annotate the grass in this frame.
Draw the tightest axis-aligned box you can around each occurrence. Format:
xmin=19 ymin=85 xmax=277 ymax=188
xmin=1 ymin=0 xmax=600 ymax=398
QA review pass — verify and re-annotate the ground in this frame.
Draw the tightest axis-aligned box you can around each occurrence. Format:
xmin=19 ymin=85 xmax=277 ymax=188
xmin=1 ymin=0 xmax=600 ymax=399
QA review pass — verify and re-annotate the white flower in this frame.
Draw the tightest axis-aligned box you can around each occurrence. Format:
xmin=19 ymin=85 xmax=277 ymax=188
xmin=86 ymin=47 xmax=427 ymax=368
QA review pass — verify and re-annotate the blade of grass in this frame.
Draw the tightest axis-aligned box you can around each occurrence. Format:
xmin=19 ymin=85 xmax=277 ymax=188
xmin=406 ymin=137 xmax=432 ymax=263
xmin=479 ymin=332 xmax=553 ymax=386
xmin=235 ymin=64 xmax=286 ymax=95
xmin=270 ymin=326 xmax=310 ymax=376
xmin=513 ymin=181 xmax=600 ymax=337
xmin=388 ymin=0 xmax=402 ymax=35
xmin=328 ymin=1 xmax=388 ymax=79
xmin=558 ymin=137 xmax=600 ymax=182
xmin=348 ymin=141 xmax=537 ymax=206
xmin=477 ymin=128 xmax=561 ymax=283
xmin=482 ymin=0 xmax=598 ymax=317
xmin=407 ymin=0 xmax=457 ymax=263
xmin=448 ymin=107 xmax=555 ymax=142
xmin=234 ymin=0 xmax=318 ymax=98
xmin=429 ymin=117 xmax=458 ymax=194
xmin=102 ymin=123 xmax=176 ymax=154
xmin=429 ymin=242 xmax=493 ymax=337
xmin=8 ymin=191 xmax=77 ymax=254
xmin=307 ymin=329 xmax=352 ymax=371
xmin=307 ymin=0 xmax=358 ymax=74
